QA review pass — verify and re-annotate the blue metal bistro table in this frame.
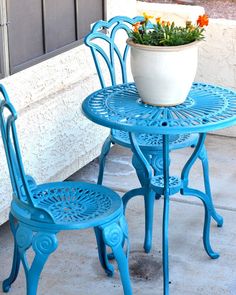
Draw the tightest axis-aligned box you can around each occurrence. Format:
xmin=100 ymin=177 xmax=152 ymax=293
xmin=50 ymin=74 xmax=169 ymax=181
xmin=82 ymin=82 xmax=236 ymax=295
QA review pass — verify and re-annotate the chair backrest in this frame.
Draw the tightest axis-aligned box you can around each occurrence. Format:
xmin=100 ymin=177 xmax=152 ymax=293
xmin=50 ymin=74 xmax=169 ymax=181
xmin=0 ymin=84 xmax=33 ymax=205
xmin=84 ymin=15 xmax=144 ymax=88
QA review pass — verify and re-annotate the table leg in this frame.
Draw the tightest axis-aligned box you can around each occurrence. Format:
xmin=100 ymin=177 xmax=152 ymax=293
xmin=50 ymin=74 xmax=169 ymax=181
xmin=128 ymin=132 xmax=171 ymax=294
xmin=162 ymin=134 xmax=171 ymax=295
xmin=130 ymin=153 xmax=158 ymax=253
xmin=127 ymin=133 xmax=155 ymax=253
xmin=181 ymin=133 xmax=220 ymax=258
xmin=198 ymin=145 xmax=223 ymax=227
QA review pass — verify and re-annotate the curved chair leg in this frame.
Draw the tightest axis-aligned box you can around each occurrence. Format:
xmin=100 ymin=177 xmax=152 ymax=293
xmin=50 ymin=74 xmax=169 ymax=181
xmin=14 ymin=224 xmax=58 ymax=295
xmin=94 ymin=227 xmax=114 ymax=276
xmin=199 ymin=146 xmax=223 ymax=227
xmin=143 ymin=189 xmax=156 ymax=253
xmin=2 ymin=214 xmax=20 ymax=293
xmin=102 ymin=216 xmax=132 ymax=295
xmin=97 ymin=136 xmax=113 ymax=185
xmin=104 ymin=188 xmax=143 ymax=262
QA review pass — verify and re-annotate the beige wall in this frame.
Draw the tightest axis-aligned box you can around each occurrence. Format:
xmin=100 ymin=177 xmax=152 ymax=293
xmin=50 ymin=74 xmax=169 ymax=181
xmin=196 ymin=19 xmax=236 ymax=91
xmin=196 ymin=19 xmax=236 ymax=137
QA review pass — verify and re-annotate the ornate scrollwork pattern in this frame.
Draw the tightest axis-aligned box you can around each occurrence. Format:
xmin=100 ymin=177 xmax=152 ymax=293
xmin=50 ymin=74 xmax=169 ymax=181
xmin=103 ymin=223 xmax=123 ymax=248
xmin=83 ymin=82 xmax=236 ymax=134
xmin=151 ymin=154 xmax=164 ymax=174
xmin=15 ymin=226 xmax=33 ymax=249
xmin=113 ymin=129 xmax=195 ymax=149
xmin=32 ymin=233 xmax=58 ymax=255
xmin=31 ymin=184 xmax=114 ymax=224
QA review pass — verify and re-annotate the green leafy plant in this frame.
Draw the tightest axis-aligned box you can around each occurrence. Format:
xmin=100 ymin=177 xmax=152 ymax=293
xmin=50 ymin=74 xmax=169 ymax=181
xmin=129 ymin=13 xmax=209 ymax=46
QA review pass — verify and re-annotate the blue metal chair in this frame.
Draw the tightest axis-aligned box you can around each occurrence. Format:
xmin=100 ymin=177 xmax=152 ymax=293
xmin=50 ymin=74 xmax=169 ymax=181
xmin=0 ymin=84 xmax=132 ymax=295
xmin=84 ymin=16 xmax=216 ymax=253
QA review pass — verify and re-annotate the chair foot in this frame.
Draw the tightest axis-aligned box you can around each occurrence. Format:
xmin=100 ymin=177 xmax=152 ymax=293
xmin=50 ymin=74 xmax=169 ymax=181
xmin=94 ymin=227 xmax=114 ymax=276
xmin=2 ymin=214 xmax=20 ymax=293
xmin=2 ymin=281 xmax=11 ymax=293
xmin=2 ymin=248 xmax=20 ymax=293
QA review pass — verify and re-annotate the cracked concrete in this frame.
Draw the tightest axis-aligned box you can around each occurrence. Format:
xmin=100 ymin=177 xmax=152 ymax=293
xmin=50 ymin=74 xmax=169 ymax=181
xmin=0 ymin=134 xmax=236 ymax=294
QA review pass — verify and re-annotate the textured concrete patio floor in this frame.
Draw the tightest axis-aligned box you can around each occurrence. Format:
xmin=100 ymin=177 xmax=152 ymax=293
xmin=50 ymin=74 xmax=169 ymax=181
xmin=0 ymin=134 xmax=236 ymax=295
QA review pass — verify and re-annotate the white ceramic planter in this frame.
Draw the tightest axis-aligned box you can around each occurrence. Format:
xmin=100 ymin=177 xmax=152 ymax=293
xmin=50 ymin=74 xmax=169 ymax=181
xmin=127 ymin=39 xmax=200 ymax=106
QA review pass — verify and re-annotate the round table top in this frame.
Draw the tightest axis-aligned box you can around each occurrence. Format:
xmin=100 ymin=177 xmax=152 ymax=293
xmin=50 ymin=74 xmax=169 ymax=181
xmin=82 ymin=83 xmax=236 ymax=135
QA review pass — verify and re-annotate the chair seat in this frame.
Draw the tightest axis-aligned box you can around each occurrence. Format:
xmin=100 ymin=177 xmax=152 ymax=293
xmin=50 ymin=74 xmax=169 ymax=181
xmin=12 ymin=181 xmax=123 ymax=230
xmin=111 ymin=129 xmax=198 ymax=151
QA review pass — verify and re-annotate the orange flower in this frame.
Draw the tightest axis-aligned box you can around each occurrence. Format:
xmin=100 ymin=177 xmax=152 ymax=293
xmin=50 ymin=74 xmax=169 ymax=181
xmin=132 ymin=22 xmax=141 ymax=33
xmin=197 ymin=14 xmax=209 ymax=27
xmin=156 ymin=17 xmax=161 ymax=24
xmin=161 ymin=20 xmax=170 ymax=27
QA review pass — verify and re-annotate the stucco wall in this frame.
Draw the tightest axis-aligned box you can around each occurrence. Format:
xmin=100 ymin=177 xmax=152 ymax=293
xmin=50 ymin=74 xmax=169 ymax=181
xmin=196 ymin=19 xmax=236 ymax=91
xmin=196 ymin=19 xmax=236 ymax=137
xmin=0 ymin=0 xmax=137 ymax=225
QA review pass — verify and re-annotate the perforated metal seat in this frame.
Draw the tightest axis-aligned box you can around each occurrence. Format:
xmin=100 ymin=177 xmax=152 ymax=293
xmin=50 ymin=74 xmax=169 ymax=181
xmin=29 ymin=182 xmax=122 ymax=228
xmin=12 ymin=182 xmax=123 ymax=228
xmin=0 ymin=85 xmax=132 ymax=295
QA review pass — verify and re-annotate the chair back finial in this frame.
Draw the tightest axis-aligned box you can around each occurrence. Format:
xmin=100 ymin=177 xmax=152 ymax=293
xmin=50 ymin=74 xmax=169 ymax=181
xmin=0 ymin=84 xmax=33 ymax=205
xmin=84 ymin=15 xmax=144 ymax=88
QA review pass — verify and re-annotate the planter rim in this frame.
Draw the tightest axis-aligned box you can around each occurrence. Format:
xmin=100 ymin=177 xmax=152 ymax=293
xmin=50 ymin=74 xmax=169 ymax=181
xmin=126 ymin=38 xmax=201 ymax=52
